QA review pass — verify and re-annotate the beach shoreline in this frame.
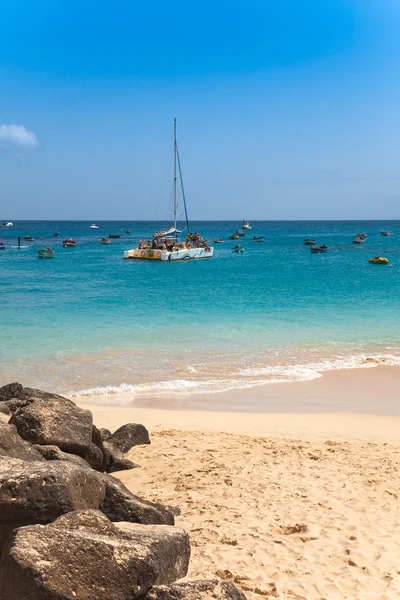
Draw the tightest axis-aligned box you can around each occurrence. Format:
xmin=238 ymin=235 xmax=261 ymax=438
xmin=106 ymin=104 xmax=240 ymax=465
xmin=79 ymin=366 xmax=400 ymax=600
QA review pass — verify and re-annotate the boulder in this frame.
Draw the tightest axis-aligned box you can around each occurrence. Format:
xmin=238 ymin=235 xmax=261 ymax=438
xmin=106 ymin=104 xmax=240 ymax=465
xmin=0 ymin=382 xmax=23 ymax=402
xmin=109 ymin=422 xmax=151 ymax=453
xmin=33 ymin=444 xmax=91 ymax=468
xmin=100 ymin=473 xmax=174 ymax=525
xmin=99 ymin=427 xmax=112 ymax=440
xmin=144 ymin=580 xmax=247 ymax=600
xmin=89 ymin=425 xmax=108 ymax=471
xmin=0 ymin=457 xmax=105 ymax=552
xmin=0 ymin=509 xmax=189 ymax=600
xmin=115 ymin=522 xmax=190 ymax=584
xmin=10 ymin=398 xmax=93 ymax=456
xmin=0 ymin=423 xmax=45 ymax=462
xmin=103 ymin=440 xmax=138 ymax=472
xmin=83 ymin=441 xmax=105 ymax=471
xmin=0 ymin=404 xmax=11 ymax=416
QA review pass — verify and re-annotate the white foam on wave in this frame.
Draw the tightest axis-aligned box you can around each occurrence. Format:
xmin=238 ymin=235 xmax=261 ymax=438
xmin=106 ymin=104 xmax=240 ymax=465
xmin=69 ymin=352 xmax=400 ymax=404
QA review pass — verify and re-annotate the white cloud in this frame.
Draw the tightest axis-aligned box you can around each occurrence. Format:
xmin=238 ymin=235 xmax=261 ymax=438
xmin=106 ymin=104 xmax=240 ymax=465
xmin=0 ymin=124 xmax=39 ymax=147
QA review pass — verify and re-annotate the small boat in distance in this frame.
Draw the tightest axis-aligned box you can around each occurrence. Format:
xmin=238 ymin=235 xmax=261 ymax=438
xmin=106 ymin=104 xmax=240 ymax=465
xmin=229 ymin=234 xmax=239 ymax=240
xmin=100 ymin=237 xmax=110 ymax=245
xmin=353 ymin=234 xmax=366 ymax=244
xmin=304 ymin=238 xmax=316 ymax=245
xmin=63 ymin=239 xmax=77 ymax=247
xmin=126 ymin=230 xmax=131 ymax=234
xmin=1 ymin=221 xmax=13 ymax=227
xmin=38 ymin=248 xmax=55 ymax=258
xmin=24 ymin=236 xmax=34 ymax=242
xmin=380 ymin=231 xmax=393 ymax=236
xmin=53 ymin=232 xmax=61 ymax=237
xmin=213 ymin=238 xmax=224 ymax=243
xmin=242 ymin=220 xmax=251 ymax=230
xmin=369 ymin=256 xmax=389 ymax=264
xmin=0 ymin=241 xmax=5 ymax=250
xmin=89 ymin=224 xmax=99 ymax=229
xmin=108 ymin=234 xmax=121 ymax=239
xmin=311 ymin=245 xmax=328 ymax=253
xmin=232 ymin=244 xmax=244 ymax=253
xmin=235 ymin=230 xmax=246 ymax=237
xmin=252 ymin=236 xmax=264 ymax=242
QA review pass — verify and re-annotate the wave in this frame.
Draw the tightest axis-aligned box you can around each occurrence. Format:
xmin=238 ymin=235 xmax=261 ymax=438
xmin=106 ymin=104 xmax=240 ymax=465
xmin=69 ymin=352 xmax=400 ymax=404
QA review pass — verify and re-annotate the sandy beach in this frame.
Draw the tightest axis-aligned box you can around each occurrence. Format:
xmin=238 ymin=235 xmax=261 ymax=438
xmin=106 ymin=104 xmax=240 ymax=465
xmin=81 ymin=366 xmax=400 ymax=600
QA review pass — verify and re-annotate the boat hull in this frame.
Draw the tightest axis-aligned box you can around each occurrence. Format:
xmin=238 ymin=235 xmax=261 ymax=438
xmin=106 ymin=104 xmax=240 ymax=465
xmin=124 ymin=247 xmax=214 ymax=261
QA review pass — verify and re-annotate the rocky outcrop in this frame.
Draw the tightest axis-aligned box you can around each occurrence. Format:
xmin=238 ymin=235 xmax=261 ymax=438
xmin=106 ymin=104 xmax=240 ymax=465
xmin=99 ymin=427 xmax=112 ymax=440
xmin=115 ymin=522 xmax=190 ymax=584
xmin=33 ymin=444 xmax=91 ymax=468
xmin=0 ymin=510 xmax=188 ymax=600
xmin=10 ymin=397 xmax=93 ymax=456
xmin=90 ymin=424 xmax=108 ymax=471
xmin=0 ymin=404 xmax=11 ymax=416
xmin=101 ymin=473 xmax=175 ymax=525
xmin=0 ymin=423 xmax=45 ymax=462
xmin=103 ymin=440 xmax=137 ymax=472
xmin=0 ymin=457 xmax=105 ymax=552
xmin=143 ymin=580 xmax=247 ymax=600
xmin=109 ymin=422 xmax=151 ymax=452
xmin=0 ymin=382 xmax=23 ymax=402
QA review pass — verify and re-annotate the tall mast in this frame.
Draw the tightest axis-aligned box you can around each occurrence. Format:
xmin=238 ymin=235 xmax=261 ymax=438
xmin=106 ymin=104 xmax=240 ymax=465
xmin=173 ymin=118 xmax=177 ymax=232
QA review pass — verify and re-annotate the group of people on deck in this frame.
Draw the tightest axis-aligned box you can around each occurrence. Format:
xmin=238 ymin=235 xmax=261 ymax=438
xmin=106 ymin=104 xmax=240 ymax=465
xmin=137 ymin=232 xmax=210 ymax=253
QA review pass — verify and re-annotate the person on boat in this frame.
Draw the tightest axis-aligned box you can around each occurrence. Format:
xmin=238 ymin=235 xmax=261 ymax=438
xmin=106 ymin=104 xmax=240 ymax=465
xmin=18 ymin=236 xmax=21 ymax=248
xmin=152 ymin=238 xmax=157 ymax=249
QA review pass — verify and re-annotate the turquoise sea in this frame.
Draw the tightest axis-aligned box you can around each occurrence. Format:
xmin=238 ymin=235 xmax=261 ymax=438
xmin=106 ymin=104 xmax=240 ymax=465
xmin=1 ymin=220 xmax=399 ymax=402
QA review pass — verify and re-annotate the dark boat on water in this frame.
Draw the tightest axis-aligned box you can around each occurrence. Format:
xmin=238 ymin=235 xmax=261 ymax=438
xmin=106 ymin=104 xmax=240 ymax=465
xmin=53 ymin=232 xmax=61 ymax=237
xmin=304 ymin=238 xmax=316 ymax=245
xmin=63 ymin=239 xmax=77 ymax=247
xmin=108 ymin=234 xmax=121 ymax=239
xmin=311 ymin=245 xmax=328 ymax=253
xmin=252 ymin=236 xmax=264 ymax=242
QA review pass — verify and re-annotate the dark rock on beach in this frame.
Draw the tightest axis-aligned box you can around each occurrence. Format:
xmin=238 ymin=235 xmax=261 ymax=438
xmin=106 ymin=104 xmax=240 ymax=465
xmin=0 ymin=382 xmax=23 ymax=402
xmin=33 ymin=444 xmax=91 ymax=468
xmin=0 ymin=404 xmax=11 ymax=416
xmin=10 ymin=397 xmax=93 ymax=456
xmin=0 ymin=457 xmax=105 ymax=552
xmin=101 ymin=473 xmax=175 ymax=525
xmin=144 ymin=580 xmax=247 ymax=600
xmin=0 ymin=423 xmax=45 ymax=462
xmin=99 ymin=427 xmax=112 ymax=440
xmin=90 ymin=424 xmax=108 ymax=471
xmin=0 ymin=510 xmax=188 ymax=600
xmin=109 ymin=422 xmax=151 ymax=453
xmin=115 ymin=522 xmax=190 ymax=585
xmin=103 ymin=440 xmax=138 ymax=472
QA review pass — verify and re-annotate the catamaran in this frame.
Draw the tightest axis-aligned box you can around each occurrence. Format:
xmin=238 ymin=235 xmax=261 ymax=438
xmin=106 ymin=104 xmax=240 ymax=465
xmin=124 ymin=120 xmax=213 ymax=261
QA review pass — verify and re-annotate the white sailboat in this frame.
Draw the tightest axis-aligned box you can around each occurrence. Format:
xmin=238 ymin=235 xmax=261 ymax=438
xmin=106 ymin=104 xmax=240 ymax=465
xmin=124 ymin=120 xmax=213 ymax=261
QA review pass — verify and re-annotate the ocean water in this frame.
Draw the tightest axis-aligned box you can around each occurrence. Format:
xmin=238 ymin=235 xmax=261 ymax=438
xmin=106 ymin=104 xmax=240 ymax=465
xmin=0 ymin=220 xmax=399 ymax=402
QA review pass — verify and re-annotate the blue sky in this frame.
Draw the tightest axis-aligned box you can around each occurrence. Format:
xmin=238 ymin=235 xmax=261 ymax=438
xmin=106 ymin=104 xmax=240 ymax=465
xmin=1 ymin=0 xmax=400 ymax=219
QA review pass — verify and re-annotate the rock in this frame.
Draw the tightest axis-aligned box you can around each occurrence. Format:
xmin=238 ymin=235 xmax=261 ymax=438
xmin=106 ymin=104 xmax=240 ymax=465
xmin=33 ymin=444 xmax=91 ymax=468
xmin=115 ymin=522 xmax=190 ymax=584
xmin=99 ymin=427 xmax=112 ymax=440
xmin=0 ymin=509 xmax=189 ymax=600
xmin=100 ymin=473 xmax=175 ymax=525
xmin=90 ymin=425 xmax=108 ymax=471
xmin=83 ymin=441 xmax=105 ymax=471
xmin=10 ymin=398 xmax=93 ymax=456
xmin=0 ymin=423 xmax=45 ymax=462
xmin=109 ymin=422 xmax=151 ymax=453
xmin=0 ymin=382 xmax=23 ymax=402
xmin=143 ymin=580 xmax=247 ymax=600
xmin=0 ymin=457 xmax=105 ymax=552
xmin=103 ymin=440 xmax=138 ymax=472
xmin=0 ymin=404 xmax=11 ymax=416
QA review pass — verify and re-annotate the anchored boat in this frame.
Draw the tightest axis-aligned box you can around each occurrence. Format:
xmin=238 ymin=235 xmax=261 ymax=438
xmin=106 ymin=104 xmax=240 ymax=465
xmin=252 ymin=236 xmax=264 ymax=242
xmin=304 ymin=238 xmax=316 ymax=245
xmin=38 ymin=248 xmax=55 ymax=258
xmin=63 ymin=239 xmax=77 ymax=247
xmin=1 ymin=221 xmax=13 ymax=227
xmin=100 ymin=237 xmax=110 ymax=245
xmin=232 ymin=244 xmax=244 ymax=253
xmin=380 ymin=231 xmax=393 ymax=236
xmin=242 ymin=220 xmax=251 ymax=230
xmin=124 ymin=120 xmax=213 ymax=261
xmin=369 ymin=256 xmax=389 ymax=264
xmin=311 ymin=245 xmax=328 ymax=253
